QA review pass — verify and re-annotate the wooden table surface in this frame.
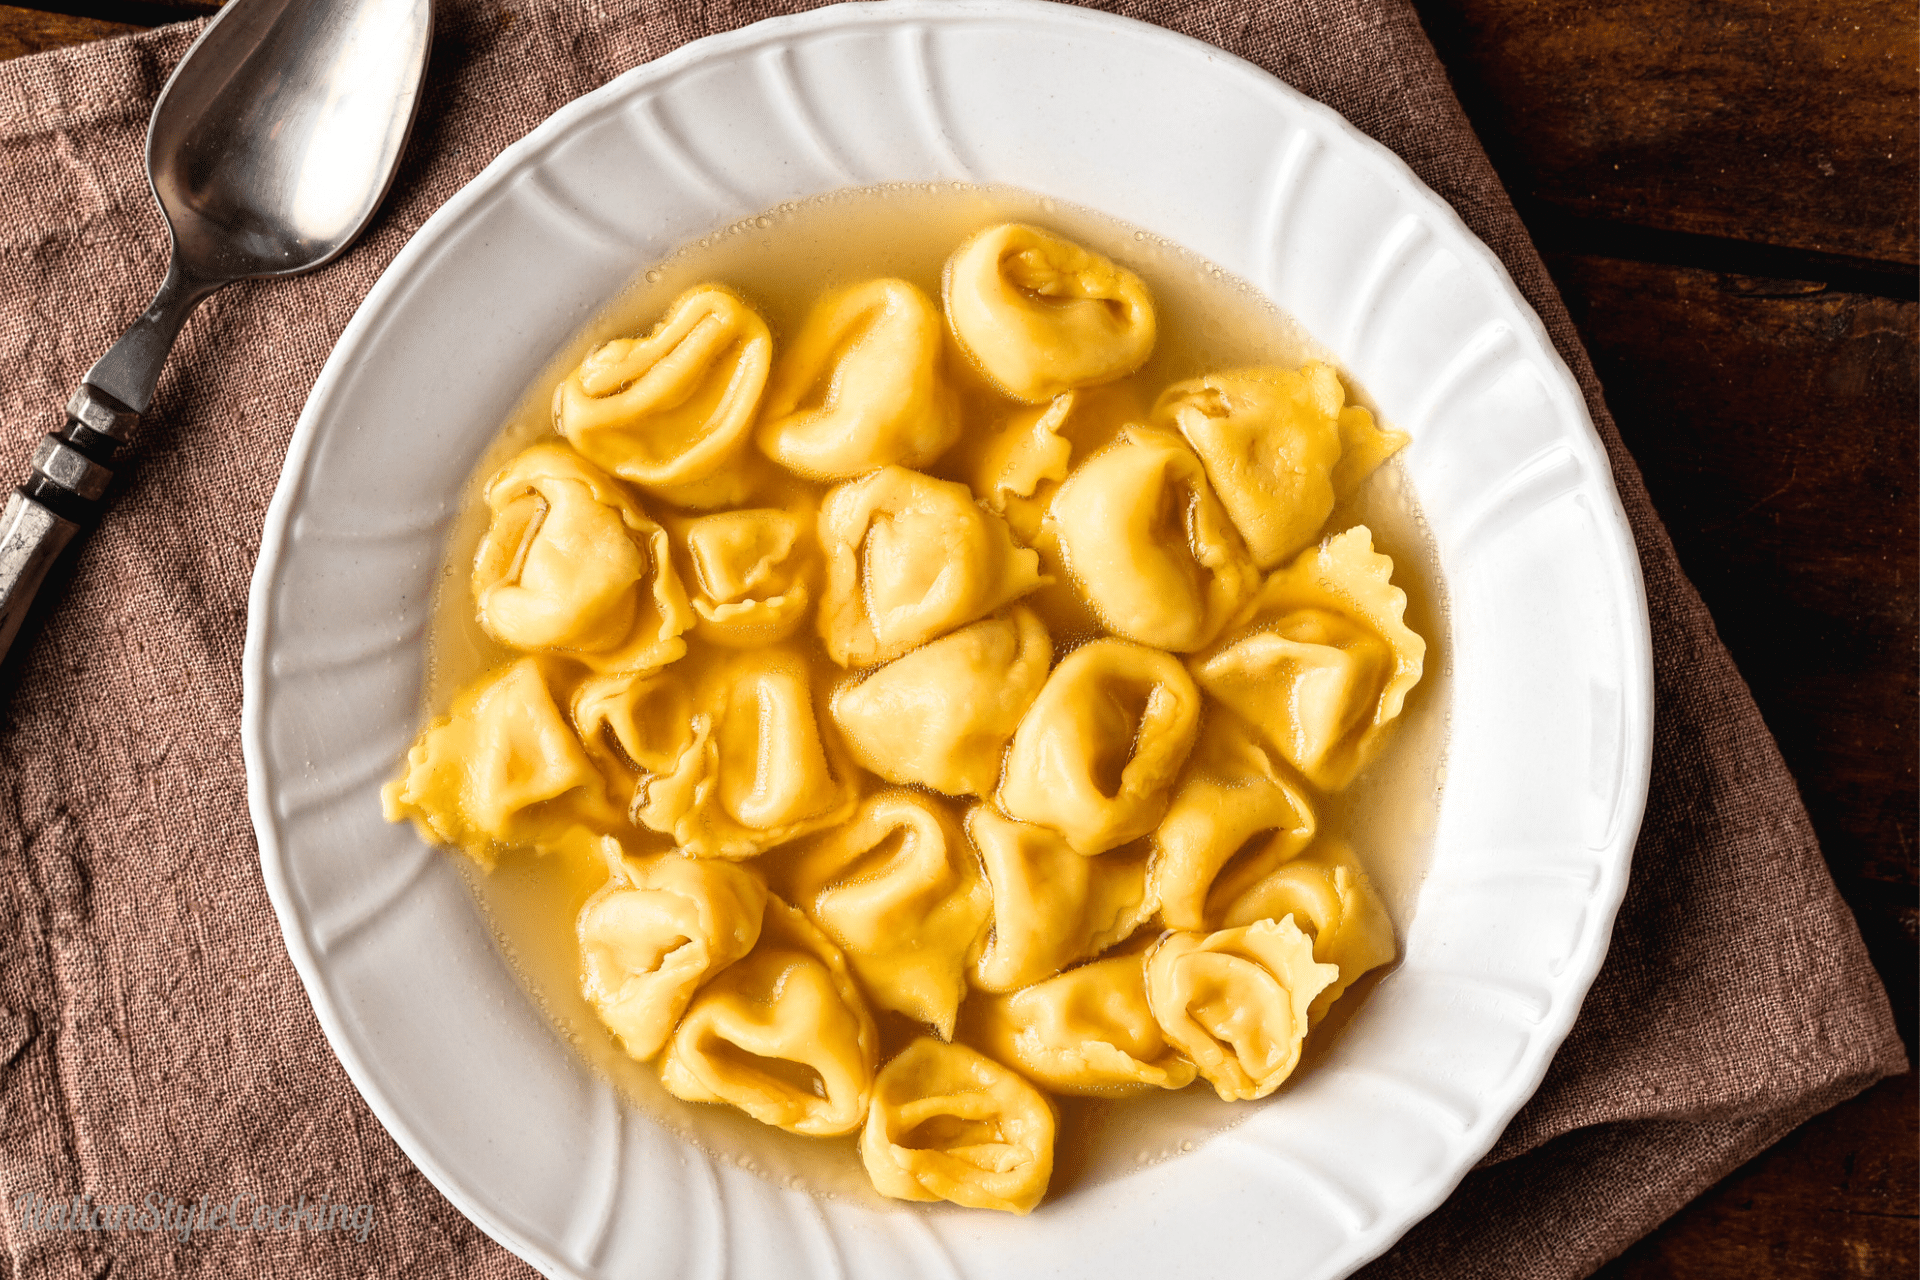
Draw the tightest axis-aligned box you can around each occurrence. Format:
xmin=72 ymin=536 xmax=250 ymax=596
xmin=1 ymin=0 xmax=1913 ymax=1274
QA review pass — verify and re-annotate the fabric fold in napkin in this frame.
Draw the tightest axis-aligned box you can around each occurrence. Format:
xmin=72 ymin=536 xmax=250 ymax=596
xmin=0 ymin=0 xmax=1903 ymax=1276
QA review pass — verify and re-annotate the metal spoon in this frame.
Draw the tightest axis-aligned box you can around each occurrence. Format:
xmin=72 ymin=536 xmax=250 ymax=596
xmin=0 ymin=0 xmax=433 ymax=665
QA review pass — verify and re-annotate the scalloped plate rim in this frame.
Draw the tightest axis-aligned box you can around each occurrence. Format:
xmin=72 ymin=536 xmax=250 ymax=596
xmin=241 ymin=2 xmax=1655 ymax=1277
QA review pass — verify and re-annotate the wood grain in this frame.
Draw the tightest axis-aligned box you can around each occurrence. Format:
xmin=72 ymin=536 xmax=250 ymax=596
xmin=1411 ymin=0 xmax=1920 ymax=267
xmin=0 ymin=2 xmax=132 ymax=58
xmin=1558 ymin=252 xmax=1919 ymax=1277
xmin=1603 ymin=1072 xmax=1918 ymax=1278
xmin=1551 ymin=255 xmax=1918 ymax=900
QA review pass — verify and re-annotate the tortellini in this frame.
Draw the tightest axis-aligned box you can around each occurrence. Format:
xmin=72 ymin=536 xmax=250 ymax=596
xmin=966 ymin=806 xmax=1153 ymax=993
xmin=471 ymin=443 xmax=692 ymax=674
xmin=578 ymin=854 xmax=768 ymax=1060
xmin=756 ymin=278 xmax=960 ymax=480
xmin=555 ymin=285 xmax=772 ymax=508
xmin=570 ymin=669 xmax=697 ymax=816
xmin=390 ymin=217 xmax=1437 ymax=1216
xmin=954 ymin=386 xmax=1141 ymax=639
xmin=1152 ymin=363 xmax=1408 ymax=569
xmin=829 ymin=606 xmax=1050 ymax=797
xmin=964 ymin=954 xmax=1196 ymax=1096
xmin=636 ymin=646 xmax=859 ymax=859
xmin=998 ymin=640 xmax=1201 ymax=855
xmin=1215 ymin=839 xmax=1397 ymax=1023
xmin=381 ymin=657 xmax=621 ymax=865
xmin=944 ymin=222 xmax=1155 ymax=402
xmin=1047 ymin=426 xmax=1258 ymax=652
xmin=1190 ymin=526 xmax=1426 ymax=791
xmin=963 ymin=394 xmax=1075 ymax=536
xmin=861 ymin=1037 xmax=1055 ymax=1214
xmin=676 ymin=507 xmax=813 ymax=647
xmin=816 ymin=466 xmax=1046 ymax=667
xmin=957 ymin=384 xmax=1142 ymax=539
xmin=779 ymin=791 xmax=992 ymax=1037
xmin=1146 ymin=917 xmax=1339 ymax=1101
xmin=658 ymin=898 xmax=877 ymax=1136
xmin=1149 ymin=712 xmax=1317 ymax=931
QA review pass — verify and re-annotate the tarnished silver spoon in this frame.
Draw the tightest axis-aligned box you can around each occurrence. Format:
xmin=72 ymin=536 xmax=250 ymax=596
xmin=0 ymin=0 xmax=432 ymax=665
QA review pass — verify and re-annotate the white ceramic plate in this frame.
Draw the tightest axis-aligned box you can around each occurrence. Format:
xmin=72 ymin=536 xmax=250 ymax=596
xmin=241 ymin=2 xmax=1654 ymax=1276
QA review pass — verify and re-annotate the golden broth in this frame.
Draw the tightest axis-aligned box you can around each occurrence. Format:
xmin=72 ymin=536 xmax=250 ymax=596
xmin=420 ymin=183 xmax=1452 ymax=1202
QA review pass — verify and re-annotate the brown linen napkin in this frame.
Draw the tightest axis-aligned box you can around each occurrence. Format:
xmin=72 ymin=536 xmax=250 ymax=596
xmin=0 ymin=1 xmax=1904 ymax=1276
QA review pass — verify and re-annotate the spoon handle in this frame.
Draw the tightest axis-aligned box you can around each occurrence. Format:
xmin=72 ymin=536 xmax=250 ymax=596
xmin=0 ymin=386 xmax=138 ymax=666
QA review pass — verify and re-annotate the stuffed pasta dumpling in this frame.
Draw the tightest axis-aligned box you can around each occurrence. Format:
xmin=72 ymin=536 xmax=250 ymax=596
xmin=1149 ymin=710 xmax=1316 ymax=931
xmin=1145 ymin=917 xmax=1339 ymax=1101
xmin=578 ymin=854 xmax=768 ymax=1061
xmin=658 ymin=897 xmax=877 ymax=1136
xmin=382 ymin=657 xmax=622 ymax=866
xmin=998 ymin=639 xmax=1201 ymax=855
xmin=471 ymin=443 xmax=691 ymax=675
xmin=1190 ymin=526 xmax=1425 ymax=791
xmin=1152 ymin=363 xmax=1407 ymax=569
xmin=966 ymin=807 xmax=1153 ymax=993
xmin=963 ymin=953 xmax=1196 ymax=1096
xmin=636 ymin=646 xmax=859 ymax=859
xmin=955 ymin=385 xmax=1142 ymax=639
xmin=779 ymin=791 xmax=991 ymax=1037
xmin=555 ymin=285 xmax=772 ymax=508
xmin=829 ymin=606 xmax=1050 ymax=797
xmin=943 ymin=223 xmax=1155 ymax=403
xmin=568 ymin=668 xmax=697 ymax=824
xmin=861 ymin=1037 xmax=1055 ymax=1214
xmin=1047 ymin=426 xmax=1258 ymax=652
xmin=958 ymin=384 xmax=1140 ymax=543
xmin=1214 ymin=838 xmax=1397 ymax=1023
xmin=756 ymin=278 xmax=960 ymax=480
xmin=816 ymin=466 xmax=1046 ymax=667
xmin=964 ymin=393 xmax=1074 ymax=535
xmin=676 ymin=507 xmax=814 ymax=647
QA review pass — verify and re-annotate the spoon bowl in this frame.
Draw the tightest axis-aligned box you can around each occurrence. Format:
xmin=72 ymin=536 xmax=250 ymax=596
xmin=151 ymin=0 xmax=431 ymax=283
xmin=87 ymin=0 xmax=435 ymax=414
xmin=0 ymin=0 xmax=433 ymax=669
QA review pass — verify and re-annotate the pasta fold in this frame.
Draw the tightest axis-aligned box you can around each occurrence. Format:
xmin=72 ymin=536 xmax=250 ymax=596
xmin=635 ymin=646 xmax=859 ymax=859
xmin=1152 ymin=363 xmax=1399 ymax=569
xmin=382 ymin=657 xmax=620 ymax=866
xmin=1189 ymin=526 xmax=1425 ymax=791
xmin=1047 ymin=426 xmax=1258 ymax=652
xmin=1330 ymin=392 xmax=1412 ymax=501
xmin=829 ymin=606 xmax=1050 ymax=797
xmin=658 ymin=898 xmax=877 ymax=1136
xmin=963 ymin=954 xmax=1196 ymax=1096
xmin=1214 ymin=838 xmax=1397 ymax=1023
xmin=1145 ymin=918 xmax=1339 ymax=1101
xmin=471 ymin=442 xmax=691 ymax=674
xmin=944 ymin=223 xmax=1155 ymax=402
xmin=816 ymin=466 xmax=1045 ymax=667
xmin=555 ymin=285 xmax=772 ymax=508
xmin=998 ymin=639 xmax=1200 ymax=855
xmin=756 ymin=278 xmax=960 ymax=480
xmin=861 ymin=1037 xmax=1055 ymax=1214
xmin=780 ymin=791 xmax=992 ymax=1037
xmin=677 ymin=507 xmax=814 ymax=647
xmin=1149 ymin=711 xmax=1317 ymax=930
xmin=571 ymin=667 xmax=695 ymax=771
xmin=965 ymin=393 xmax=1075 ymax=537
xmin=577 ymin=854 xmax=768 ymax=1061
xmin=966 ymin=807 xmax=1153 ymax=993
xmin=958 ymin=383 xmax=1138 ymax=534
